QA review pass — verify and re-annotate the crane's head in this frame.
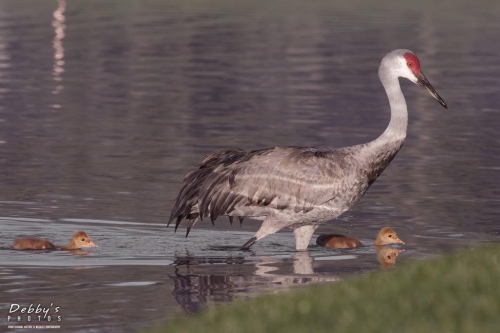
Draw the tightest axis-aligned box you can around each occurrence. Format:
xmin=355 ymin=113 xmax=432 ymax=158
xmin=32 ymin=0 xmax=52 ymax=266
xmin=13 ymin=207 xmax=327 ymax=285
xmin=380 ymin=49 xmax=447 ymax=109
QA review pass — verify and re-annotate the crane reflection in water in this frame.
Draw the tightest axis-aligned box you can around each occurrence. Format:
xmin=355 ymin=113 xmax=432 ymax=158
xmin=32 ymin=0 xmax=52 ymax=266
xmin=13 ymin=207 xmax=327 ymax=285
xmin=168 ymin=247 xmax=403 ymax=313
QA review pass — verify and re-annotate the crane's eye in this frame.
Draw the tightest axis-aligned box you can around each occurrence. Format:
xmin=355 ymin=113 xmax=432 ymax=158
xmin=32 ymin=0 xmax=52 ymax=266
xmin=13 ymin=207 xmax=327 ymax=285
xmin=407 ymin=61 xmax=413 ymax=67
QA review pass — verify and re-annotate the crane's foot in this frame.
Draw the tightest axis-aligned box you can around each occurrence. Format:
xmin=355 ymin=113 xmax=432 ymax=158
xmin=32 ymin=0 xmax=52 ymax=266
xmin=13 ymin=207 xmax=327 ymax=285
xmin=240 ymin=236 xmax=257 ymax=250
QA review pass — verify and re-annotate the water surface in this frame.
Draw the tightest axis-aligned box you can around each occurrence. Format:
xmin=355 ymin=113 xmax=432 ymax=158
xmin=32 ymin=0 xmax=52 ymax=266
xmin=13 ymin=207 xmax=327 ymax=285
xmin=0 ymin=0 xmax=499 ymax=332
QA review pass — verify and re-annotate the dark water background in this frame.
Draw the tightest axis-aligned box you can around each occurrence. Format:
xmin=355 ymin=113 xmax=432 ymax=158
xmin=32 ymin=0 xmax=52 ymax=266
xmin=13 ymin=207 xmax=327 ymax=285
xmin=0 ymin=0 xmax=499 ymax=332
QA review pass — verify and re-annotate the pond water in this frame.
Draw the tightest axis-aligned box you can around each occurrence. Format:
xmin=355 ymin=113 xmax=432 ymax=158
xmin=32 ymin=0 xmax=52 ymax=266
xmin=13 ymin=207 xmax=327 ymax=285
xmin=0 ymin=0 xmax=499 ymax=332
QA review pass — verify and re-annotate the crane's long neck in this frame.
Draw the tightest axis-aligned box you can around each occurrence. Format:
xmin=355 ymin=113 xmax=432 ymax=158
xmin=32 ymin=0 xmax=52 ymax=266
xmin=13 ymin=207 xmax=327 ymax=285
xmin=377 ymin=72 xmax=408 ymax=143
xmin=360 ymin=70 xmax=407 ymax=178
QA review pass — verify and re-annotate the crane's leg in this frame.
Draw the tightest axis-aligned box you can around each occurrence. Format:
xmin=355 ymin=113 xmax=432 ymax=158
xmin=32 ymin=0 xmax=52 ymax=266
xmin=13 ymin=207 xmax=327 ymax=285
xmin=240 ymin=236 xmax=257 ymax=250
xmin=293 ymin=225 xmax=318 ymax=251
xmin=240 ymin=219 xmax=284 ymax=250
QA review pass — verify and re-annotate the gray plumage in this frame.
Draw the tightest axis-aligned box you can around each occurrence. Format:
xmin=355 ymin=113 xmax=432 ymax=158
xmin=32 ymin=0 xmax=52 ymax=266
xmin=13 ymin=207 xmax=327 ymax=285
xmin=168 ymin=49 xmax=447 ymax=250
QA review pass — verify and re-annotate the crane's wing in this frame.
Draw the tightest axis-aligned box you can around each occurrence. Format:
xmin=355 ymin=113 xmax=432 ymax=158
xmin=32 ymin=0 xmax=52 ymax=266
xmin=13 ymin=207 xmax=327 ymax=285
xmin=169 ymin=146 xmax=359 ymax=234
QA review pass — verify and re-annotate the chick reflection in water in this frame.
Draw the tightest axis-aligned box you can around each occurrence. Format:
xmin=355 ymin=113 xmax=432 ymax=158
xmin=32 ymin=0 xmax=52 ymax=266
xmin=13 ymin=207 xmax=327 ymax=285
xmin=316 ymin=227 xmax=405 ymax=269
xmin=376 ymin=246 xmax=404 ymax=269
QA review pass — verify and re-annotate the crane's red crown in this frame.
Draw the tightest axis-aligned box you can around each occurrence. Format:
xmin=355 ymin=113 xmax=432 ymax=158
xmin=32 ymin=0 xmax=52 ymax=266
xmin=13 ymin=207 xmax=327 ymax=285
xmin=403 ymin=53 xmax=421 ymax=76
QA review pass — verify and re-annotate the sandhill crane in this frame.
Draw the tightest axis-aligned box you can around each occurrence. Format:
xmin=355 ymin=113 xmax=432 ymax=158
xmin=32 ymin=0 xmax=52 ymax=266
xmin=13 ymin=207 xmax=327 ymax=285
xmin=168 ymin=49 xmax=447 ymax=250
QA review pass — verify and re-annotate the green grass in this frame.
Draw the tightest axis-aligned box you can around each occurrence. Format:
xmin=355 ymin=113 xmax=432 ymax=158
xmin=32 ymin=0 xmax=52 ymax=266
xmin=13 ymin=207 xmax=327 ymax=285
xmin=146 ymin=244 xmax=500 ymax=333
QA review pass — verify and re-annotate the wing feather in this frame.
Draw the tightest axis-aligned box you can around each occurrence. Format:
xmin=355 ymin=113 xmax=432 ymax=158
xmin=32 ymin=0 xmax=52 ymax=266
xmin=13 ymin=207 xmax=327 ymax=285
xmin=170 ymin=146 xmax=355 ymax=235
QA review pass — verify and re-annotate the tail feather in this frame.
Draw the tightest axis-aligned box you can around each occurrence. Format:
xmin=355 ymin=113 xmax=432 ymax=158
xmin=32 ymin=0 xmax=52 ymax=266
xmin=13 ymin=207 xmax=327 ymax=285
xmin=169 ymin=168 xmax=212 ymax=223
xmin=185 ymin=218 xmax=198 ymax=237
xmin=169 ymin=148 xmax=247 ymax=236
xmin=174 ymin=216 xmax=182 ymax=232
xmin=198 ymin=171 xmax=229 ymax=216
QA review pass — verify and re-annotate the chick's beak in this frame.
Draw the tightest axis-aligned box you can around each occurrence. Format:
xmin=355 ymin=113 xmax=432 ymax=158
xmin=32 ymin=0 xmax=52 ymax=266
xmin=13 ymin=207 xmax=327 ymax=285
xmin=416 ymin=71 xmax=447 ymax=109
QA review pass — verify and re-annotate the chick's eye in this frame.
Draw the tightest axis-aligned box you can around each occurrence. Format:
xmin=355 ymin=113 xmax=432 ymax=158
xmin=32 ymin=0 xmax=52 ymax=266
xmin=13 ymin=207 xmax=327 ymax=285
xmin=388 ymin=234 xmax=392 ymax=237
xmin=407 ymin=61 xmax=413 ymax=67
xmin=81 ymin=238 xmax=85 ymax=241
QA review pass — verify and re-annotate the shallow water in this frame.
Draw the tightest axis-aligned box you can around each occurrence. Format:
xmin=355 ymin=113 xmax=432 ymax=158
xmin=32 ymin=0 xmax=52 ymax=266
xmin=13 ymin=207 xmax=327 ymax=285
xmin=1 ymin=0 xmax=500 ymax=332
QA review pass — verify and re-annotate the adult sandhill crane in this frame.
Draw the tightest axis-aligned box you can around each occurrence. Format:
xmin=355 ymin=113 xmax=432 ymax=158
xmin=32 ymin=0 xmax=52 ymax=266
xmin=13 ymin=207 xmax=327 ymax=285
xmin=169 ymin=49 xmax=447 ymax=250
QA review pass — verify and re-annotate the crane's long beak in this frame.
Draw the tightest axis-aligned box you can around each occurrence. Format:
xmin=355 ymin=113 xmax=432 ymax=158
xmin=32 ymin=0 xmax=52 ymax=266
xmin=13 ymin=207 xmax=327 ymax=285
xmin=416 ymin=71 xmax=447 ymax=109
